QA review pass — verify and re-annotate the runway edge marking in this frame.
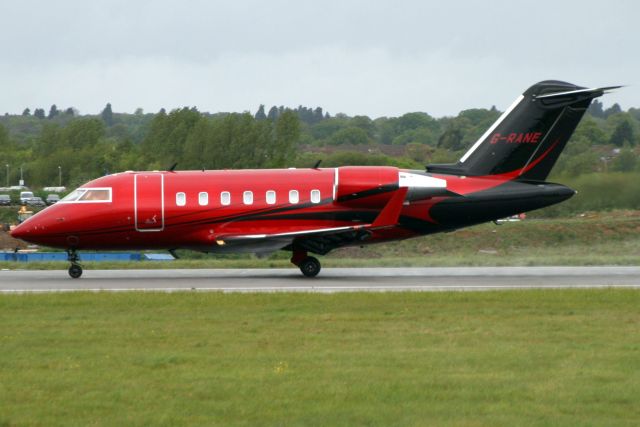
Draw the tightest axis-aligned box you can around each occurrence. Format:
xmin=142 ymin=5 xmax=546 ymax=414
xmin=2 ymin=284 xmax=640 ymax=294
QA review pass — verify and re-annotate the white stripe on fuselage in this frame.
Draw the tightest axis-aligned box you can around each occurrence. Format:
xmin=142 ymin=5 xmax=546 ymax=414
xmin=333 ymin=167 xmax=339 ymax=201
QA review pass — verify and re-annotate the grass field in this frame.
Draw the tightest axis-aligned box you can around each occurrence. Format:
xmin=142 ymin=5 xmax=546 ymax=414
xmin=1 ymin=290 xmax=639 ymax=426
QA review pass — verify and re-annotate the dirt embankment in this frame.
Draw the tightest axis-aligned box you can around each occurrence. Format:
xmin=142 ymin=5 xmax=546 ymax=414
xmin=0 ymin=231 xmax=27 ymax=250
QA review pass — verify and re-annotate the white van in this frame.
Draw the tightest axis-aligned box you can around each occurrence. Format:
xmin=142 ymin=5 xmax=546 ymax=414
xmin=19 ymin=191 xmax=34 ymax=203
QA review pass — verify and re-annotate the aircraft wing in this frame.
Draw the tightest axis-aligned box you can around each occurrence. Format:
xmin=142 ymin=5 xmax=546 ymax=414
xmin=215 ymin=188 xmax=409 ymax=254
xmin=219 ymin=225 xmax=366 ymax=242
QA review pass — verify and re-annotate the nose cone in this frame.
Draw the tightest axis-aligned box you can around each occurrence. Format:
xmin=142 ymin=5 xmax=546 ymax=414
xmin=9 ymin=205 xmax=74 ymax=249
xmin=10 ymin=216 xmax=43 ymax=244
xmin=10 ymin=211 xmax=55 ymax=246
xmin=9 ymin=222 xmax=27 ymax=240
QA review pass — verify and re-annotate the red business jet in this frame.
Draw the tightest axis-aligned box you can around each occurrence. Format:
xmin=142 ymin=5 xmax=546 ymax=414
xmin=11 ymin=81 xmax=618 ymax=278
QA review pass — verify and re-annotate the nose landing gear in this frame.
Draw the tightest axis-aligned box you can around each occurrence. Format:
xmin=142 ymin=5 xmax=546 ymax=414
xmin=66 ymin=249 xmax=83 ymax=279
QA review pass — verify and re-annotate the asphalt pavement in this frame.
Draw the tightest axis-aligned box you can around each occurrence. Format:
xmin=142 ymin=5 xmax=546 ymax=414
xmin=1 ymin=266 xmax=640 ymax=292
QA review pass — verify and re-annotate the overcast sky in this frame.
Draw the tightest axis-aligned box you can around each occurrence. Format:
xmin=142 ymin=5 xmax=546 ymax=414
xmin=1 ymin=0 xmax=638 ymax=118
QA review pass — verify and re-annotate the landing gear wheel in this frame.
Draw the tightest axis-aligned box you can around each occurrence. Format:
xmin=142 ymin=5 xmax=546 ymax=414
xmin=299 ymin=256 xmax=321 ymax=278
xmin=66 ymin=248 xmax=83 ymax=279
xmin=68 ymin=264 xmax=83 ymax=279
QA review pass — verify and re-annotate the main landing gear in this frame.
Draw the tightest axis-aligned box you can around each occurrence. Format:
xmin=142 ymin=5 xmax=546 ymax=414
xmin=291 ymin=250 xmax=321 ymax=278
xmin=67 ymin=249 xmax=83 ymax=279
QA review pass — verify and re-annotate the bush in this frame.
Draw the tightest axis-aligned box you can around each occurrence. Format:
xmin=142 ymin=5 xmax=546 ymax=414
xmin=537 ymin=172 xmax=640 ymax=216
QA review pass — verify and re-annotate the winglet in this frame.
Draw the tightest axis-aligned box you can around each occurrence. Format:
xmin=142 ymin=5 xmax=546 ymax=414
xmin=372 ymin=187 xmax=408 ymax=228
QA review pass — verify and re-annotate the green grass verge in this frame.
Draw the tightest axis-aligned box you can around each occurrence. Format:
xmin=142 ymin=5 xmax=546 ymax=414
xmin=3 ymin=241 xmax=640 ymax=271
xmin=1 ymin=291 xmax=639 ymax=426
xmin=3 ymin=211 xmax=640 ymax=269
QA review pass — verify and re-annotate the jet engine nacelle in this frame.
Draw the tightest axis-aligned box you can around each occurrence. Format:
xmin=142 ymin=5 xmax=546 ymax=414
xmin=335 ymin=166 xmax=448 ymax=208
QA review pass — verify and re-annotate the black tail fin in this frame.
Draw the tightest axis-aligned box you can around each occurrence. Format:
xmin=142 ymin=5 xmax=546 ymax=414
xmin=427 ymin=80 xmax=620 ymax=181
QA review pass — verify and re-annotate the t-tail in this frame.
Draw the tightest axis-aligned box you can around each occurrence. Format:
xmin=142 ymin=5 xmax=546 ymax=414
xmin=427 ymin=80 xmax=621 ymax=181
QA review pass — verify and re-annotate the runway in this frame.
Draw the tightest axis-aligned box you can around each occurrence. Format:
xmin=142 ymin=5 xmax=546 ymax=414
xmin=1 ymin=266 xmax=640 ymax=293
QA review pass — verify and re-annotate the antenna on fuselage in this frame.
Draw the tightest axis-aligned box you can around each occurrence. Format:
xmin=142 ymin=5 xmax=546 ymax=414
xmin=167 ymin=162 xmax=178 ymax=172
xmin=312 ymin=159 xmax=322 ymax=169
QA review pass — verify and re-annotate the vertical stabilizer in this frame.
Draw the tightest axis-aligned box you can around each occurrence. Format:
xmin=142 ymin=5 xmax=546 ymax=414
xmin=427 ymin=81 xmax=620 ymax=181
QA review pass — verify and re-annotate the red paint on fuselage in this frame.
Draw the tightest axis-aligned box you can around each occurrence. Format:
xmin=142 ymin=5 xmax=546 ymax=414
xmin=11 ymin=162 xmax=571 ymax=256
xmin=12 ymin=167 xmax=426 ymax=251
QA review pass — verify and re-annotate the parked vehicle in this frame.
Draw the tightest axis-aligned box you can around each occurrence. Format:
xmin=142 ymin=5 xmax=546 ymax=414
xmin=46 ymin=194 xmax=60 ymax=205
xmin=43 ymin=186 xmax=67 ymax=193
xmin=19 ymin=191 xmax=34 ymax=203
xmin=26 ymin=197 xmax=46 ymax=207
xmin=0 ymin=194 xmax=11 ymax=206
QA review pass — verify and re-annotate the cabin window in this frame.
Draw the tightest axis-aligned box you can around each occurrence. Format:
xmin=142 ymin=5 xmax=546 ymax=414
xmin=289 ymin=190 xmax=299 ymax=204
xmin=311 ymin=189 xmax=321 ymax=204
xmin=220 ymin=191 xmax=231 ymax=206
xmin=198 ymin=192 xmax=208 ymax=206
xmin=243 ymin=191 xmax=253 ymax=205
xmin=266 ymin=190 xmax=276 ymax=205
xmin=176 ymin=192 xmax=186 ymax=207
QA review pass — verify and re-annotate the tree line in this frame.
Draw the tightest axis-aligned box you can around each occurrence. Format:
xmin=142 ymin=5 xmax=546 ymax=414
xmin=1 ymin=99 xmax=640 ymax=189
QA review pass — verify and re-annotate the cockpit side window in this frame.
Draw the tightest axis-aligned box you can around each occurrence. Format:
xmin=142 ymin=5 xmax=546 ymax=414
xmin=60 ymin=188 xmax=112 ymax=203
xmin=79 ymin=189 xmax=111 ymax=201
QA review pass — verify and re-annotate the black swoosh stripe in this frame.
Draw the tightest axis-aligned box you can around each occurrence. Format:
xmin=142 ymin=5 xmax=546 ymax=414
xmin=336 ymin=184 xmax=398 ymax=203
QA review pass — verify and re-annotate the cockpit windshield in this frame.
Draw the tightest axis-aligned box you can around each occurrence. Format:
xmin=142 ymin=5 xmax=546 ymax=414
xmin=60 ymin=188 xmax=112 ymax=203
xmin=61 ymin=189 xmax=85 ymax=202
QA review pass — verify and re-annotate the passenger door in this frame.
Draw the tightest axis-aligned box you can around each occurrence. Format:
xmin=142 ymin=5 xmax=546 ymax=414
xmin=134 ymin=173 xmax=164 ymax=232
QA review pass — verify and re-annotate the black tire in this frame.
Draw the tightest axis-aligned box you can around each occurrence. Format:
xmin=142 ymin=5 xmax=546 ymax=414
xmin=299 ymin=256 xmax=321 ymax=278
xmin=68 ymin=264 xmax=83 ymax=279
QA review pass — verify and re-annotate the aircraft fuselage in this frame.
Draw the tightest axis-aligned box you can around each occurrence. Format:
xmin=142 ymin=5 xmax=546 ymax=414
xmin=11 ymin=166 xmax=573 ymax=254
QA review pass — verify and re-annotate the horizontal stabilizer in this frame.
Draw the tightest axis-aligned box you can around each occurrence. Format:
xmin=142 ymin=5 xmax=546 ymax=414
xmin=534 ymin=85 xmax=622 ymax=99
